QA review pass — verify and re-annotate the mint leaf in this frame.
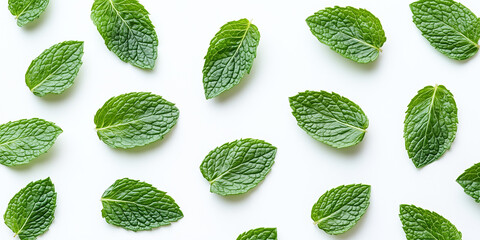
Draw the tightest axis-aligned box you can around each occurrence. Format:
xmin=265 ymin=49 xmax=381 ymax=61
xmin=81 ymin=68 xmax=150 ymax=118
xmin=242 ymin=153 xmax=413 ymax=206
xmin=203 ymin=19 xmax=260 ymax=99
xmin=4 ymin=178 xmax=57 ymax=240
xmin=26 ymin=41 xmax=84 ymax=97
xmin=200 ymin=138 xmax=277 ymax=196
xmin=101 ymin=178 xmax=183 ymax=231
xmin=404 ymin=85 xmax=458 ymax=168
xmin=410 ymin=0 xmax=480 ymax=60
xmin=457 ymin=162 xmax=480 ymax=202
xmin=91 ymin=0 xmax=158 ymax=69
xmin=311 ymin=184 xmax=370 ymax=235
xmin=8 ymin=0 xmax=49 ymax=27
xmin=399 ymin=204 xmax=462 ymax=240
xmin=237 ymin=228 xmax=277 ymax=240
xmin=306 ymin=6 xmax=386 ymax=63
xmin=0 ymin=118 xmax=62 ymax=167
xmin=94 ymin=92 xmax=179 ymax=149
xmin=289 ymin=90 xmax=368 ymax=148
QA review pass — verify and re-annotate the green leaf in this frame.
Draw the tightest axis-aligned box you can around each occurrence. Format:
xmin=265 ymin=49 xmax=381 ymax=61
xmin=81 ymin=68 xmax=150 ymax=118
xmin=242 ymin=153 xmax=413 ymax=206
xmin=4 ymin=178 xmax=57 ymax=240
xmin=306 ymin=6 xmax=386 ymax=63
xmin=410 ymin=0 xmax=480 ymax=60
xmin=26 ymin=41 xmax=84 ymax=97
xmin=202 ymin=19 xmax=260 ymax=99
xmin=101 ymin=178 xmax=183 ymax=231
xmin=94 ymin=92 xmax=179 ymax=149
xmin=289 ymin=90 xmax=369 ymax=148
xmin=200 ymin=138 xmax=277 ymax=196
xmin=236 ymin=228 xmax=277 ymax=240
xmin=404 ymin=85 xmax=458 ymax=168
xmin=311 ymin=184 xmax=370 ymax=235
xmin=8 ymin=0 xmax=49 ymax=27
xmin=399 ymin=204 xmax=462 ymax=240
xmin=0 ymin=118 xmax=62 ymax=167
xmin=457 ymin=162 xmax=480 ymax=202
xmin=91 ymin=0 xmax=158 ymax=69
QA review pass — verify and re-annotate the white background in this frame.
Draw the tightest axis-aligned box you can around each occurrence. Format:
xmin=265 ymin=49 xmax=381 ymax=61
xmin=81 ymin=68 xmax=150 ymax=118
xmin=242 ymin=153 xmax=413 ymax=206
xmin=0 ymin=0 xmax=479 ymax=239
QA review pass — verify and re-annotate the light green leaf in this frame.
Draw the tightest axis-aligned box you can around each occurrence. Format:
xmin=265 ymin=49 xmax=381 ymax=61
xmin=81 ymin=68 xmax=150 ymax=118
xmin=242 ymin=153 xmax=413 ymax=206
xmin=4 ymin=178 xmax=57 ymax=240
xmin=457 ymin=162 xmax=480 ymax=202
xmin=236 ymin=228 xmax=277 ymax=240
xmin=0 ymin=118 xmax=62 ymax=166
xmin=410 ymin=0 xmax=480 ymax=60
xmin=306 ymin=6 xmax=386 ymax=63
xmin=203 ymin=19 xmax=260 ymax=99
xmin=289 ymin=90 xmax=368 ymax=148
xmin=94 ymin=92 xmax=179 ymax=149
xmin=91 ymin=0 xmax=158 ymax=69
xmin=101 ymin=178 xmax=183 ymax=231
xmin=200 ymin=138 xmax=277 ymax=196
xmin=26 ymin=41 xmax=84 ymax=97
xmin=8 ymin=0 xmax=49 ymax=27
xmin=404 ymin=85 xmax=458 ymax=168
xmin=399 ymin=204 xmax=462 ymax=240
xmin=311 ymin=184 xmax=370 ymax=235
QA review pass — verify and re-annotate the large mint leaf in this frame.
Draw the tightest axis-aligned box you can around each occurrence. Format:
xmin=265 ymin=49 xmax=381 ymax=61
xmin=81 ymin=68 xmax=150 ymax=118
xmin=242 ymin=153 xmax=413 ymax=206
xmin=404 ymin=85 xmax=458 ymax=168
xmin=94 ymin=92 xmax=179 ymax=149
xmin=0 ymin=118 xmax=62 ymax=166
xmin=101 ymin=178 xmax=183 ymax=231
xmin=4 ymin=178 xmax=57 ymax=240
xmin=306 ymin=6 xmax=386 ymax=63
xmin=289 ymin=90 xmax=368 ymax=148
xmin=91 ymin=0 xmax=158 ymax=69
xmin=26 ymin=41 xmax=84 ymax=97
xmin=200 ymin=138 xmax=277 ymax=196
xmin=457 ymin=162 xmax=480 ymax=202
xmin=399 ymin=204 xmax=462 ymax=240
xmin=237 ymin=228 xmax=277 ymax=240
xmin=311 ymin=184 xmax=370 ymax=235
xmin=203 ymin=19 xmax=260 ymax=99
xmin=410 ymin=0 xmax=480 ymax=60
xmin=8 ymin=0 xmax=49 ymax=27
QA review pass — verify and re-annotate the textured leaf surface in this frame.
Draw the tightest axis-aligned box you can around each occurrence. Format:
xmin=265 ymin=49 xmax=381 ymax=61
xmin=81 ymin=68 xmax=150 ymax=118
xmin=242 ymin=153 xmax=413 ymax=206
xmin=101 ymin=178 xmax=183 ymax=231
xmin=399 ymin=204 xmax=462 ymax=240
xmin=289 ymin=91 xmax=368 ymax=148
xmin=311 ymin=184 xmax=370 ymax=235
xmin=4 ymin=178 xmax=56 ymax=240
xmin=8 ymin=0 xmax=49 ymax=27
xmin=200 ymin=138 xmax=277 ymax=196
xmin=404 ymin=85 xmax=457 ymax=168
xmin=457 ymin=162 xmax=480 ymax=202
xmin=26 ymin=41 xmax=84 ymax=97
xmin=410 ymin=0 xmax=480 ymax=60
xmin=0 ymin=118 xmax=62 ymax=166
xmin=94 ymin=92 xmax=179 ymax=149
xmin=91 ymin=0 xmax=158 ymax=69
xmin=203 ymin=19 xmax=260 ymax=99
xmin=306 ymin=6 xmax=386 ymax=63
xmin=237 ymin=228 xmax=277 ymax=240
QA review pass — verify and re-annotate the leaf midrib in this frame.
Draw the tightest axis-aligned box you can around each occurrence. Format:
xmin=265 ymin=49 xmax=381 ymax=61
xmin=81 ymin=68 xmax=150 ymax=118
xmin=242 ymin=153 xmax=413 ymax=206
xmin=101 ymin=198 xmax=159 ymax=211
xmin=418 ymin=85 xmax=439 ymax=159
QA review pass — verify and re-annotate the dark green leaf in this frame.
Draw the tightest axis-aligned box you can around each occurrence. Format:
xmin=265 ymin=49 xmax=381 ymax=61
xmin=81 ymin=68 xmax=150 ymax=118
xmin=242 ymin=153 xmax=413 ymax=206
xmin=101 ymin=178 xmax=183 ymax=231
xmin=306 ymin=6 xmax=386 ymax=63
xmin=289 ymin=90 xmax=368 ymax=148
xmin=94 ymin=92 xmax=179 ymax=149
xmin=200 ymin=138 xmax=277 ymax=196
xmin=311 ymin=184 xmax=370 ymax=235
xmin=404 ymin=85 xmax=458 ymax=168
xmin=203 ymin=19 xmax=260 ymax=99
